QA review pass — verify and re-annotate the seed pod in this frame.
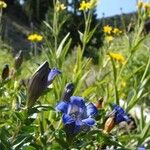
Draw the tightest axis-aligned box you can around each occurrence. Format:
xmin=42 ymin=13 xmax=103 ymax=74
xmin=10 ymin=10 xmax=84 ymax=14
xmin=61 ymin=82 xmax=74 ymax=101
xmin=27 ymin=61 xmax=50 ymax=108
xmin=14 ymin=50 xmax=23 ymax=70
xmin=103 ymin=116 xmax=115 ymax=134
xmin=95 ymin=97 xmax=103 ymax=109
xmin=1 ymin=64 xmax=9 ymax=80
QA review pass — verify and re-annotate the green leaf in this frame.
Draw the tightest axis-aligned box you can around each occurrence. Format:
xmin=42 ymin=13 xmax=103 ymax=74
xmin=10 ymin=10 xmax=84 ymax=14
xmin=55 ymin=137 xmax=69 ymax=149
xmin=78 ymin=30 xmax=83 ymax=41
xmin=22 ymin=146 xmax=37 ymax=150
xmin=43 ymin=21 xmax=53 ymax=33
xmin=82 ymin=86 xmax=96 ymax=98
xmin=138 ymin=122 xmax=150 ymax=146
xmin=56 ymin=33 xmax=70 ymax=58
xmin=85 ymin=25 xmax=98 ymax=44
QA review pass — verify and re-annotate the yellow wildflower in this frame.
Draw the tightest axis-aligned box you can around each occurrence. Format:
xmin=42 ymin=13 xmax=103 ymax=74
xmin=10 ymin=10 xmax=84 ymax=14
xmin=137 ymin=1 xmax=144 ymax=9
xmin=105 ymin=35 xmax=114 ymax=43
xmin=79 ymin=1 xmax=91 ymax=11
xmin=103 ymin=25 xmax=112 ymax=34
xmin=113 ymin=28 xmax=122 ymax=35
xmin=143 ymin=3 xmax=150 ymax=11
xmin=56 ymin=1 xmax=66 ymax=12
xmin=108 ymin=52 xmax=125 ymax=64
xmin=27 ymin=34 xmax=43 ymax=42
xmin=0 ymin=1 xmax=7 ymax=8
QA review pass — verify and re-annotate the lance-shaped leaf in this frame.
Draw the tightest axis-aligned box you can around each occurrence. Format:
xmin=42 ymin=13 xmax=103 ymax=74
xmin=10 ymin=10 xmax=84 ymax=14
xmin=14 ymin=50 xmax=23 ymax=70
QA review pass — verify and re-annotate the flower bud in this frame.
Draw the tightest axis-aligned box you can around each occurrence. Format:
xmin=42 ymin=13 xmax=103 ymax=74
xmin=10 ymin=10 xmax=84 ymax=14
xmin=27 ymin=61 xmax=50 ymax=108
xmin=27 ymin=61 xmax=61 ymax=108
xmin=1 ymin=64 xmax=9 ymax=80
xmin=61 ymin=82 xmax=74 ymax=101
xmin=95 ymin=97 xmax=103 ymax=109
xmin=137 ymin=1 xmax=143 ymax=9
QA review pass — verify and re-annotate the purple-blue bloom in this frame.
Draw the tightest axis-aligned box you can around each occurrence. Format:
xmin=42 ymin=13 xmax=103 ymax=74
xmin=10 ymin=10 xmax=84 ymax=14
xmin=47 ymin=68 xmax=61 ymax=85
xmin=137 ymin=146 xmax=146 ymax=150
xmin=56 ymin=96 xmax=98 ymax=135
xmin=110 ymin=104 xmax=130 ymax=124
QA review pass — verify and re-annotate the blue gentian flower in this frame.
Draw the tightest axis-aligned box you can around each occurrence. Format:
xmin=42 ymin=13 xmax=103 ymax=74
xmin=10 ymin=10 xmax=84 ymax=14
xmin=56 ymin=96 xmax=98 ymax=135
xmin=109 ymin=104 xmax=130 ymax=124
xmin=47 ymin=68 xmax=61 ymax=85
xmin=137 ymin=146 xmax=146 ymax=150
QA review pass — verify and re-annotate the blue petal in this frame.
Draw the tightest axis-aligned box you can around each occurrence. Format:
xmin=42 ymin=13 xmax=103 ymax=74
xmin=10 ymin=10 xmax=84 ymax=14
xmin=82 ymin=118 xmax=96 ymax=126
xmin=70 ymin=96 xmax=86 ymax=109
xmin=115 ymin=114 xmax=125 ymax=123
xmin=86 ymin=103 xmax=98 ymax=117
xmin=55 ymin=101 xmax=68 ymax=113
xmin=62 ymin=114 xmax=75 ymax=124
xmin=112 ymin=103 xmax=129 ymax=124
xmin=137 ymin=146 xmax=146 ymax=150
xmin=115 ymin=113 xmax=130 ymax=124
xmin=123 ymin=115 xmax=130 ymax=123
xmin=112 ymin=103 xmax=125 ymax=114
xmin=64 ymin=121 xmax=81 ymax=135
xmin=47 ymin=68 xmax=61 ymax=84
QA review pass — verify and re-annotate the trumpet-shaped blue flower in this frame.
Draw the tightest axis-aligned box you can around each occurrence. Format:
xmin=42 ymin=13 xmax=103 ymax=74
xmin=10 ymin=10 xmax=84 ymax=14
xmin=137 ymin=146 xmax=146 ymax=150
xmin=47 ymin=68 xmax=61 ymax=85
xmin=56 ymin=96 xmax=98 ymax=135
xmin=109 ymin=104 xmax=130 ymax=124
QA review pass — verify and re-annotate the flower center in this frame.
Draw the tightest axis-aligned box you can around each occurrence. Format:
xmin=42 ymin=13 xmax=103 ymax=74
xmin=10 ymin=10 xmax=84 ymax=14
xmin=68 ymin=104 xmax=86 ymax=120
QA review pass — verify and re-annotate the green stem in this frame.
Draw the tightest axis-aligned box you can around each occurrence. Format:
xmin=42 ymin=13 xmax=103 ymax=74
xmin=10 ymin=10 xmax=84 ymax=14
xmin=82 ymin=10 xmax=92 ymax=56
xmin=111 ymin=58 xmax=119 ymax=105
xmin=141 ymin=56 xmax=150 ymax=83
xmin=53 ymin=0 xmax=58 ymax=52
xmin=47 ymin=119 xmax=62 ymax=143
xmin=33 ymin=42 xmax=37 ymax=56
xmin=117 ymin=53 xmax=132 ymax=84
xmin=0 ymin=8 xmax=2 ymax=41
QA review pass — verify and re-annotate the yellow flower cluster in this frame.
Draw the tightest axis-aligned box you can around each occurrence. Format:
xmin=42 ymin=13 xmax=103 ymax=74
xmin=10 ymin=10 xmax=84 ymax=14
xmin=56 ymin=1 xmax=66 ymax=12
xmin=113 ymin=28 xmax=122 ymax=35
xmin=79 ymin=0 xmax=97 ymax=11
xmin=103 ymin=25 xmax=122 ymax=35
xmin=137 ymin=1 xmax=150 ymax=10
xmin=27 ymin=34 xmax=43 ymax=42
xmin=103 ymin=25 xmax=122 ymax=43
xmin=103 ymin=25 xmax=112 ymax=34
xmin=137 ymin=1 xmax=150 ymax=18
xmin=108 ymin=52 xmax=125 ymax=64
xmin=0 ymin=1 xmax=7 ymax=8
xmin=137 ymin=1 xmax=150 ymax=16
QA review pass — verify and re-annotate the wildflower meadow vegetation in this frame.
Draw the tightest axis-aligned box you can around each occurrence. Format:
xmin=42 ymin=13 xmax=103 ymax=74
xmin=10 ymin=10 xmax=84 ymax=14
xmin=0 ymin=0 xmax=150 ymax=149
